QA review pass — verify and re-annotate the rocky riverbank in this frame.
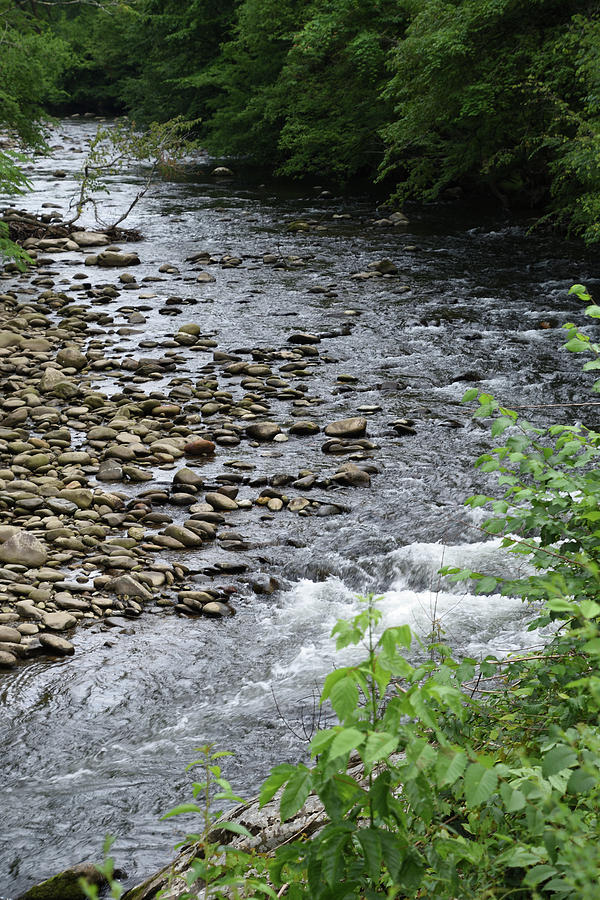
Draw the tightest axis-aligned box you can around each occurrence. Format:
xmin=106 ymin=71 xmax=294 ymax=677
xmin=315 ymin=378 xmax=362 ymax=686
xmin=0 ymin=208 xmax=410 ymax=670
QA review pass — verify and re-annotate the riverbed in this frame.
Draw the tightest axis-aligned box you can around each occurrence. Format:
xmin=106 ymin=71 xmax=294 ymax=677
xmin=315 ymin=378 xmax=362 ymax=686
xmin=0 ymin=118 xmax=596 ymax=897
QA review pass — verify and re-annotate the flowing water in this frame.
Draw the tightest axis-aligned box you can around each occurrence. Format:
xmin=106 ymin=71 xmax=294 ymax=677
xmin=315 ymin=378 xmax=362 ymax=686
xmin=0 ymin=119 xmax=596 ymax=896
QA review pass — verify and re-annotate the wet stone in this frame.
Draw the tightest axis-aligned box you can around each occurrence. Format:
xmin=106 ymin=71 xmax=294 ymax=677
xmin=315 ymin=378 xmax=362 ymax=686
xmin=38 ymin=633 xmax=75 ymax=655
xmin=324 ymin=416 xmax=368 ymax=438
xmin=0 ymin=650 xmax=17 ymax=668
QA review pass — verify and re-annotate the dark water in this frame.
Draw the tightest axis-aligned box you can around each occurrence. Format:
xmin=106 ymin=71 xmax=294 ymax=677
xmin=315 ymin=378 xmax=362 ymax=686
xmin=0 ymin=120 xmax=596 ymax=896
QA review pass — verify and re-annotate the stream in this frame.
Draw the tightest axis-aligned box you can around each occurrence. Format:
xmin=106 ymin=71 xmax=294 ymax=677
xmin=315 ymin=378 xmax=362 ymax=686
xmin=0 ymin=119 xmax=597 ymax=897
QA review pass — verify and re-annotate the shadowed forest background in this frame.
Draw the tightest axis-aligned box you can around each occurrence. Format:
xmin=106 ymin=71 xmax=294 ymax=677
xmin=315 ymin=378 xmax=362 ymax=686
xmin=2 ymin=0 xmax=600 ymax=242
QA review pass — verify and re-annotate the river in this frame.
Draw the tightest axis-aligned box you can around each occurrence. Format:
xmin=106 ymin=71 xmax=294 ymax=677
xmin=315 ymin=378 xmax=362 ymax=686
xmin=0 ymin=119 xmax=596 ymax=897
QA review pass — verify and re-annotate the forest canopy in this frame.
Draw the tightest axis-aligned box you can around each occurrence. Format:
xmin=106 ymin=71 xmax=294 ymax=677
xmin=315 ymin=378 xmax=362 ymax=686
xmin=1 ymin=0 xmax=600 ymax=242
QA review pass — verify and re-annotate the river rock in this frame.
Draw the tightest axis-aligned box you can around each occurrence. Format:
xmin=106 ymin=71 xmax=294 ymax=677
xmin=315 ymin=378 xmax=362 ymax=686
xmin=211 ymin=166 xmax=234 ymax=176
xmin=288 ymin=421 xmax=320 ymax=436
xmin=58 ymin=488 xmax=94 ymax=509
xmin=0 ymin=524 xmax=20 ymax=542
xmin=331 ymin=462 xmax=371 ymax=486
xmin=288 ymin=497 xmax=310 ymax=512
xmin=0 ymin=531 xmax=48 ymax=567
xmin=173 ymin=468 xmax=204 ymax=488
xmin=0 ymin=625 xmax=21 ymax=643
xmin=246 ymin=422 xmax=281 ymax=441
xmin=71 ymin=231 xmax=110 ymax=248
xmin=42 ymin=611 xmax=77 ymax=631
xmin=205 ymin=492 xmax=238 ymax=512
xmin=39 ymin=633 xmax=75 ymax=655
xmin=184 ymin=439 xmax=216 ymax=456
xmin=0 ymin=330 xmax=23 ymax=349
xmin=56 ymin=346 xmax=87 ymax=370
xmin=15 ymin=600 xmax=44 ymax=621
xmin=39 ymin=368 xmax=78 ymax=398
xmin=97 ymin=459 xmax=124 ymax=482
xmin=15 ymin=862 xmax=107 ymax=899
xmin=96 ymin=250 xmax=140 ymax=267
xmin=287 ymin=332 xmax=320 ymax=344
xmin=202 ymin=601 xmax=234 ymax=617
xmin=324 ymin=416 xmax=367 ymax=438
xmin=369 ymin=258 xmax=399 ymax=275
xmin=0 ymin=650 xmax=17 ymax=668
xmin=109 ymin=574 xmax=153 ymax=601
xmin=163 ymin=525 xmax=203 ymax=547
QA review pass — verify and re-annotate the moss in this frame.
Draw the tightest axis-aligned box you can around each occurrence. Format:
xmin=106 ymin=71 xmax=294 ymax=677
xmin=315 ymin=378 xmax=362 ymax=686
xmin=17 ymin=863 xmax=107 ymax=900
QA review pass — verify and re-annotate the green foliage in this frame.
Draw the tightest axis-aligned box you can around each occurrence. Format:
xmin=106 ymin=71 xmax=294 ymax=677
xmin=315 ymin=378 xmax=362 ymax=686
xmin=196 ymin=0 xmax=407 ymax=181
xmin=159 ymin=744 xmax=274 ymax=900
xmin=0 ymin=0 xmax=73 ymax=144
xmin=380 ymin=0 xmax=600 ymax=240
xmin=258 ymin=583 xmax=600 ymax=897
xmin=0 ymin=1 xmax=72 ymax=263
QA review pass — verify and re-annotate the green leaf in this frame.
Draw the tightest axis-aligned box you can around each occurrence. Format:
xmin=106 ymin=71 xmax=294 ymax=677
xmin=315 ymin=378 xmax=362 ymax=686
xmin=259 ymin=764 xmax=296 ymax=807
xmin=407 ymin=738 xmax=437 ymax=772
xmin=329 ymin=727 xmax=364 ymax=762
xmin=357 ymin=828 xmax=382 ymax=880
xmin=569 ymin=283 xmax=589 ymax=298
xmin=379 ymin=830 xmax=404 ymax=879
xmin=498 ymin=845 xmax=545 ymax=867
xmin=462 ymin=388 xmax=479 ymax=402
xmin=542 ymin=744 xmax=577 ymax=777
xmin=500 ymin=782 xmax=526 ymax=812
xmin=578 ymin=600 xmax=600 ymax=619
xmin=545 ymin=597 xmax=575 ymax=613
xmin=567 ymin=767 xmax=597 ymax=794
xmin=383 ymin=624 xmax=412 ymax=650
xmin=491 ymin=416 xmax=513 ymax=437
xmin=565 ymin=337 xmax=589 ymax=352
xmin=583 ymin=637 xmax=600 ymax=655
xmin=330 ymin=675 xmax=359 ymax=720
xmin=160 ymin=803 xmax=203 ymax=820
xmin=476 ymin=575 xmax=498 ymax=593
xmin=280 ymin=767 xmax=312 ymax=820
xmin=435 ymin=749 xmax=467 ymax=787
xmin=310 ymin=727 xmax=336 ymax=757
xmin=585 ymin=304 xmax=600 ymax=318
xmin=363 ymin=731 xmax=397 ymax=765
xmin=523 ymin=865 xmax=557 ymax=887
xmin=463 ymin=763 xmax=498 ymax=807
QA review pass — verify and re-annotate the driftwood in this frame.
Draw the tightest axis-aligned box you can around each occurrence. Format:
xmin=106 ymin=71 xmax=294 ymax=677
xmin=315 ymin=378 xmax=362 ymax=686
xmin=1 ymin=208 xmax=142 ymax=244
